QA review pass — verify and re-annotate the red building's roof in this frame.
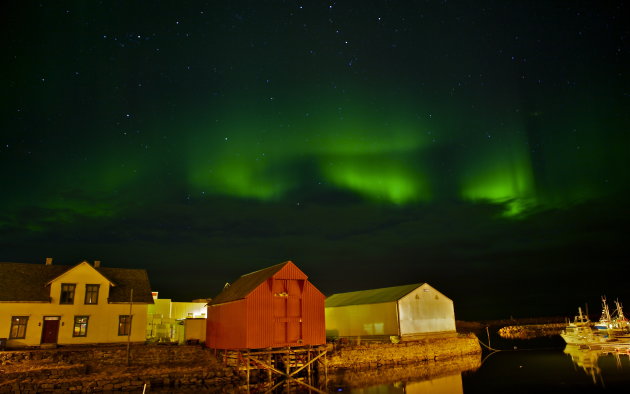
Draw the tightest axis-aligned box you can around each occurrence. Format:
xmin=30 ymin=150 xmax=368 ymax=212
xmin=209 ymin=261 xmax=299 ymax=306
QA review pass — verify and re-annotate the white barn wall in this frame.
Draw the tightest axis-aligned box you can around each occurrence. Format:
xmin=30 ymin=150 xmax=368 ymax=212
xmin=398 ymin=283 xmax=456 ymax=335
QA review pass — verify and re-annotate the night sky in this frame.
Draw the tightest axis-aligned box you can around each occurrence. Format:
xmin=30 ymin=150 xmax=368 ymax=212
xmin=2 ymin=1 xmax=629 ymax=320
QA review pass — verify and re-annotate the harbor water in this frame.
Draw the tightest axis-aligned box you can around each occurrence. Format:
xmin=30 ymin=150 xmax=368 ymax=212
xmin=328 ymin=334 xmax=630 ymax=393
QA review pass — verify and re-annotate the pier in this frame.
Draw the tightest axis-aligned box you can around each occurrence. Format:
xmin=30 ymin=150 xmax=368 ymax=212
xmin=216 ymin=345 xmax=328 ymax=393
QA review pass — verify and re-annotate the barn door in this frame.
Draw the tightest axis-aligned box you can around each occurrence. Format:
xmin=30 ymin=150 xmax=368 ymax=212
xmin=273 ymin=279 xmax=303 ymax=345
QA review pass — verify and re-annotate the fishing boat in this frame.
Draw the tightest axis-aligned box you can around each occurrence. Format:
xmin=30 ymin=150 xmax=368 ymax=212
xmin=561 ymin=302 xmax=630 ymax=349
xmin=612 ymin=299 xmax=630 ymax=331
xmin=594 ymin=297 xmax=630 ymax=333
xmin=561 ymin=307 xmax=597 ymax=345
xmin=594 ymin=297 xmax=613 ymax=330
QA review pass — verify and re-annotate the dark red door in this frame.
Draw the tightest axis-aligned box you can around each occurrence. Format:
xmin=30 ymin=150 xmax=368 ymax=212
xmin=41 ymin=318 xmax=60 ymax=344
xmin=273 ymin=279 xmax=303 ymax=345
xmin=286 ymin=280 xmax=302 ymax=343
xmin=273 ymin=279 xmax=288 ymax=344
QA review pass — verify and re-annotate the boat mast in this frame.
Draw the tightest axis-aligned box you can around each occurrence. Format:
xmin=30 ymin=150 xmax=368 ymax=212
xmin=601 ymin=296 xmax=612 ymax=327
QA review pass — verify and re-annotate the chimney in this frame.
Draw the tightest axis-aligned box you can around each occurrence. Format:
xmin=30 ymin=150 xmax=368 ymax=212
xmin=94 ymin=260 xmax=101 ymax=268
xmin=45 ymin=257 xmax=53 ymax=265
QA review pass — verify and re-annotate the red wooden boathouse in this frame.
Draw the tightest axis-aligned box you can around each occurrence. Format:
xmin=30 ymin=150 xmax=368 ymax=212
xmin=206 ymin=261 xmax=326 ymax=349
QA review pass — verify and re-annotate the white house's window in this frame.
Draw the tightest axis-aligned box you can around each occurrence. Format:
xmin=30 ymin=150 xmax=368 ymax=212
xmin=9 ymin=316 xmax=28 ymax=339
xmin=60 ymin=283 xmax=76 ymax=304
xmin=118 ymin=315 xmax=132 ymax=336
xmin=84 ymin=284 xmax=100 ymax=304
xmin=73 ymin=316 xmax=89 ymax=337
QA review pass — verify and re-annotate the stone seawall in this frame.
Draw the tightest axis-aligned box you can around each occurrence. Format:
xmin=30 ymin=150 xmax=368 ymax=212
xmin=0 ymin=343 xmax=209 ymax=366
xmin=498 ymin=323 xmax=565 ymax=339
xmin=327 ymin=333 xmax=481 ymax=370
xmin=0 ymin=345 xmax=242 ymax=393
xmin=1 ymin=367 xmax=240 ymax=393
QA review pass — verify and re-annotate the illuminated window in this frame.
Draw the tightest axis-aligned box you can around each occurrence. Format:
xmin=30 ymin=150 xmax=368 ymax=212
xmin=84 ymin=284 xmax=100 ymax=304
xmin=118 ymin=315 xmax=132 ymax=336
xmin=73 ymin=316 xmax=89 ymax=337
xmin=60 ymin=283 xmax=76 ymax=304
xmin=9 ymin=316 xmax=28 ymax=339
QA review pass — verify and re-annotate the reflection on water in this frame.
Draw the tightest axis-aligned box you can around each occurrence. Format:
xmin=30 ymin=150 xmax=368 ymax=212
xmin=461 ymin=345 xmax=630 ymax=393
xmin=336 ymin=374 xmax=463 ymax=394
xmin=564 ymin=345 xmax=604 ymax=384
xmin=564 ymin=344 xmax=630 ymax=387
xmin=330 ymin=344 xmax=630 ymax=393
xmin=406 ymin=374 xmax=463 ymax=394
xmin=328 ymin=354 xmax=480 ymax=393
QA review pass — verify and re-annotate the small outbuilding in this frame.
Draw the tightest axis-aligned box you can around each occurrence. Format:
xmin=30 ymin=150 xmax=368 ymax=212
xmin=325 ymin=283 xmax=456 ymax=339
xmin=206 ymin=261 xmax=325 ymax=349
xmin=183 ymin=318 xmax=207 ymax=345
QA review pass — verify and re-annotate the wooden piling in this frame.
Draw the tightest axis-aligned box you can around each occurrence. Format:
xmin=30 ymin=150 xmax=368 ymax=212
xmin=245 ymin=351 xmax=250 ymax=393
xmin=215 ymin=345 xmax=327 ymax=393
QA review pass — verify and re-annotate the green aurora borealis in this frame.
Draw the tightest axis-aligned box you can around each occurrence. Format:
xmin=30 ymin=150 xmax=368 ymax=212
xmin=169 ymin=95 xmax=621 ymax=216
xmin=2 ymin=1 xmax=629 ymax=318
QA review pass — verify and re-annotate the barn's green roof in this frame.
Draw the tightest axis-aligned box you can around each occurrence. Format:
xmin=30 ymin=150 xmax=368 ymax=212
xmin=325 ymin=283 xmax=423 ymax=307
